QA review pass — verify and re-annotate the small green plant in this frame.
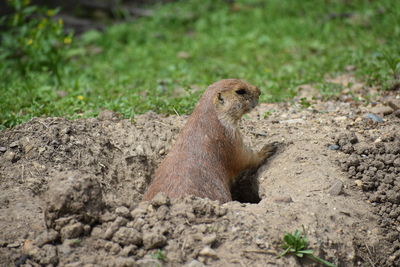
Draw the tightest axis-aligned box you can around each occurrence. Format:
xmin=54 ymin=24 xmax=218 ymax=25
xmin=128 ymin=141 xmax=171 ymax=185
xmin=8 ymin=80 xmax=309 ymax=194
xmin=151 ymin=249 xmax=166 ymax=261
xmin=0 ymin=0 xmax=73 ymax=83
xmin=263 ymin=110 xmax=275 ymax=119
xmin=279 ymin=228 xmax=337 ymax=267
xmin=299 ymin=97 xmax=312 ymax=109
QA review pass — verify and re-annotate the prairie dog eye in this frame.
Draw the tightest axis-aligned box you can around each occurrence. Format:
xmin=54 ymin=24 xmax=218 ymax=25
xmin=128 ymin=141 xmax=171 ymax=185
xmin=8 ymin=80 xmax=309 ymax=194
xmin=235 ymin=89 xmax=247 ymax=95
xmin=217 ymin=93 xmax=224 ymax=104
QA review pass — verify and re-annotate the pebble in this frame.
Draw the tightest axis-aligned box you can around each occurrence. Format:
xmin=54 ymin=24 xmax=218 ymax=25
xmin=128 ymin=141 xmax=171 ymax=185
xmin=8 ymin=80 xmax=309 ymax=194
xmin=34 ymin=230 xmax=60 ymax=247
xmin=60 ymin=222 xmax=84 ymax=240
xmin=142 ymin=232 xmax=167 ymax=249
xmin=151 ymin=193 xmax=170 ymax=207
xmin=354 ymin=180 xmax=363 ymax=188
xmin=112 ymin=227 xmax=142 ymax=246
xmin=136 ymin=258 xmax=162 ymax=267
xmin=328 ymin=144 xmax=340 ymax=150
xmin=4 ymin=151 xmax=16 ymax=162
xmin=370 ymin=105 xmax=393 ymax=115
xmin=364 ymin=113 xmax=384 ymax=123
xmin=199 ymin=246 xmax=218 ymax=258
xmin=115 ymin=206 xmax=130 ymax=218
xmin=328 ymin=180 xmax=344 ymax=196
xmin=271 ymin=196 xmax=293 ymax=203
xmin=186 ymin=259 xmax=205 ymax=267
xmin=202 ymin=233 xmax=217 ymax=246
xmin=388 ymin=99 xmax=400 ymax=110
xmin=9 ymin=141 xmax=19 ymax=148
xmin=0 ymin=147 xmax=6 ymax=152
xmin=7 ymin=242 xmax=21 ymax=248
xmin=135 ymin=145 xmax=145 ymax=155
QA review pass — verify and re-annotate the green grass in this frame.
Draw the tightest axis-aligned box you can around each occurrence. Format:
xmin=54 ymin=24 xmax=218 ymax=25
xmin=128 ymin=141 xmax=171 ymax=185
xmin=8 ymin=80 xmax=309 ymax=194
xmin=1 ymin=0 xmax=399 ymax=129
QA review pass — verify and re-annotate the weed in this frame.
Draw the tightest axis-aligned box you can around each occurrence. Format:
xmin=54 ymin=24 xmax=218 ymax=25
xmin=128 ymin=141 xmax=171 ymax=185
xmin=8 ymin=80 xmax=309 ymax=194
xmin=279 ymin=228 xmax=337 ymax=267
xmin=262 ymin=110 xmax=275 ymax=119
xmin=0 ymin=0 xmax=73 ymax=82
xmin=299 ymin=98 xmax=312 ymax=109
xmin=151 ymin=249 xmax=166 ymax=261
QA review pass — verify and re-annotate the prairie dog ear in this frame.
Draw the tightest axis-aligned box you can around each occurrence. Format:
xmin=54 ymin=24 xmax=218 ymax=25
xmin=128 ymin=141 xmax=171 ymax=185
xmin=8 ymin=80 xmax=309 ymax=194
xmin=217 ymin=92 xmax=224 ymax=104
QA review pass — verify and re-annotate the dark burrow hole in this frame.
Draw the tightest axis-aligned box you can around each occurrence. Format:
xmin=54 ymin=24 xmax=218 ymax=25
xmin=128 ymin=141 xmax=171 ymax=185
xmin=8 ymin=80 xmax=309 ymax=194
xmin=231 ymin=171 xmax=261 ymax=204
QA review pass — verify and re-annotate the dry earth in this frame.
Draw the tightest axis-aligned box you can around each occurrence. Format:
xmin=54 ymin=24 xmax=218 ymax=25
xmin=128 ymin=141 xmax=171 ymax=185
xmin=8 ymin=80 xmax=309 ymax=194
xmin=0 ymin=79 xmax=399 ymax=267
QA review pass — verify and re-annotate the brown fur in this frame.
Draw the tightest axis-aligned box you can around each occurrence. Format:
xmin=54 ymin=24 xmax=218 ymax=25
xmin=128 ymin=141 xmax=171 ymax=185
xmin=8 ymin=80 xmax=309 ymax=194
xmin=143 ymin=79 xmax=276 ymax=203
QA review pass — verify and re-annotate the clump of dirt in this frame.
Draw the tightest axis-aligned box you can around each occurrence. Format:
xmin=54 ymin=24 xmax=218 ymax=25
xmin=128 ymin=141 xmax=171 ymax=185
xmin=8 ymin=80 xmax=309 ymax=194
xmin=334 ymin=126 xmax=400 ymax=266
xmin=0 ymin=92 xmax=399 ymax=266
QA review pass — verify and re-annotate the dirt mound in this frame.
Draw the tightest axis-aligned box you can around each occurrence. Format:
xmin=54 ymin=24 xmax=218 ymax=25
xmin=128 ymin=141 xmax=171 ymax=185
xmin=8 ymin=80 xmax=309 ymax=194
xmin=0 ymin=100 xmax=399 ymax=266
xmin=335 ymin=127 xmax=400 ymax=266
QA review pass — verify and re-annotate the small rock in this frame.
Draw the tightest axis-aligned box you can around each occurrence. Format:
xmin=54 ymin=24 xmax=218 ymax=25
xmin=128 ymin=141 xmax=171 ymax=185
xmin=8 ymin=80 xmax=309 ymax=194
xmin=136 ymin=258 xmax=162 ymax=267
xmin=115 ymin=206 xmax=130 ymax=218
xmin=112 ymin=227 xmax=142 ymax=246
xmin=388 ymin=99 xmax=400 ymax=110
xmin=370 ymin=105 xmax=393 ymax=115
xmin=9 ymin=141 xmax=19 ymax=148
xmin=90 ymin=226 xmax=103 ymax=239
xmin=199 ymin=246 xmax=218 ymax=258
xmin=394 ymin=158 xmax=400 ymax=167
xmin=202 ymin=234 xmax=217 ymax=246
xmin=119 ymin=244 xmax=137 ymax=257
xmin=271 ymin=196 xmax=293 ymax=203
xmin=4 ymin=151 xmax=16 ymax=162
xmin=135 ymin=145 xmax=145 ymax=155
xmin=328 ymin=144 xmax=340 ymax=150
xmin=130 ymin=206 xmax=147 ymax=219
xmin=34 ymin=230 xmax=59 ymax=247
xmin=100 ymin=211 xmax=117 ymax=222
xmin=60 ymin=222 xmax=84 ymax=240
xmin=104 ymin=241 xmax=121 ymax=254
xmin=186 ymin=259 xmax=205 ymax=267
xmin=15 ymin=254 xmax=29 ymax=266
xmin=365 ymin=113 xmax=384 ymax=123
xmin=83 ymin=224 xmax=91 ymax=235
xmin=143 ymin=232 xmax=167 ymax=249
xmin=7 ymin=242 xmax=21 ymax=248
xmin=393 ymin=110 xmax=400 ymax=118
xmin=29 ymin=244 xmax=58 ymax=265
xmin=159 ymin=149 xmax=165 ymax=155
xmin=151 ymin=193 xmax=170 ymax=207
xmin=328 ymin=180 xmax=344 ymax=196
xmin=354 ymin=180 xmax=363 ymax=188
xmin=0 ymin=147 xmax=6 ymax=152
xmin=113 ymin=257 xmax=136 ymax=266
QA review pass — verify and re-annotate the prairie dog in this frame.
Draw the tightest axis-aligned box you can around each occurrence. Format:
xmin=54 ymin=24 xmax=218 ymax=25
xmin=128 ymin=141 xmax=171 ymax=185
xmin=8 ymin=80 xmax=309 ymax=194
xmin=143 ymin=79 xmax=276 ymax=203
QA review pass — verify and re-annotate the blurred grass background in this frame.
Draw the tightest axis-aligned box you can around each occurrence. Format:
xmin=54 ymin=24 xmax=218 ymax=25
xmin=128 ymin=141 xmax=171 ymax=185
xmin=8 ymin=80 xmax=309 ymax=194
xmin=1 ymin=0 xmax=399 ymax=129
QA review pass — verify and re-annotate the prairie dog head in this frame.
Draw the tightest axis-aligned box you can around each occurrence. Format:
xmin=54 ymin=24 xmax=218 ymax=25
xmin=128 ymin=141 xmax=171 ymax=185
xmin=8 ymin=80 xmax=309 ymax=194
xmin=210 ymin=79 xmax=261 ymax=124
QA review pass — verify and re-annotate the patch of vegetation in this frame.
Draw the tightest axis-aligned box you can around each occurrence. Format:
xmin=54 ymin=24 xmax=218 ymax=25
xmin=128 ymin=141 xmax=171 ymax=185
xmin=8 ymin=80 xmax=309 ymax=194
xmin=279 ymin=228 xmax=336 ymax=267
xmin=151 ymin=249 xmax=166 ymax=262
xmin=1 ymin=0 xmax=399 ymax=128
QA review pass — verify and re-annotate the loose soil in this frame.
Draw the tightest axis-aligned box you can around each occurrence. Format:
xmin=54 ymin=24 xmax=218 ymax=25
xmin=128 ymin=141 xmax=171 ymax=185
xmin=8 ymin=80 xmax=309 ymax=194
xmin=0 ymin=81 xmax=399 ymax=266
